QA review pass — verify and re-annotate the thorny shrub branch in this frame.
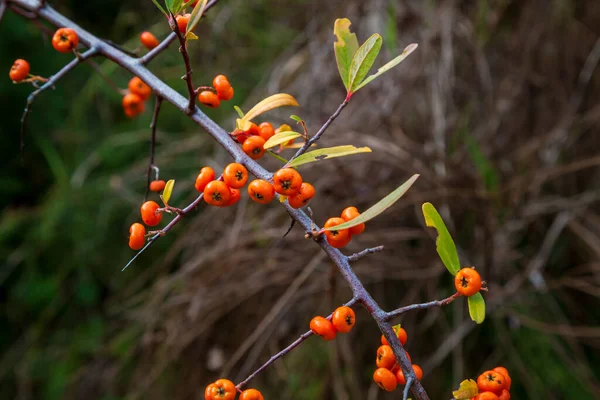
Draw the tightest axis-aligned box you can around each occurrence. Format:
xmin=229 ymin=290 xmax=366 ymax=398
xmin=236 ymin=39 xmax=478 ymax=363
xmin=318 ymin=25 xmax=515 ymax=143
xmin=8 ymin=1 xmax=437 ymax=398
xmin=145 ymin=96 xmax=163 ymax=200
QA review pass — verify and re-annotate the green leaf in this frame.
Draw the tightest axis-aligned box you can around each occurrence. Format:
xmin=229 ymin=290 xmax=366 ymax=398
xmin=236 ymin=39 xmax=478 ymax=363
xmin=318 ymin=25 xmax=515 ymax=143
xmin=452 ymin=379 xmax=479 ymax=400
xmin=324 ymin=174 xmax=419 ymax=231
xmin=164 ymin=0 xmax=174 ymax=13
xmin=186 ymin=0 xmax=208 ymax=35
xmin=353 ymin=43 xmax=418 ymax=92
xmin=234 ymin=105 xmax=245 ymax=119
xmin=290 ymin=115 xmax=303 ymax=123
xmin=333 ymin=18 xmax=359 ymax=91
xmin=170 ymin=0 xmax=183 ymax=13
xmin=263 ymin=131 xmax=303 ymax=149
xmin=287 ymin=145 xmax=372 ymax=168
xmin=162 ymin=179 xmax=175 ymax=204
xmin=151 ymin=0 xmax=167 ymax=15
xmin=240 ymin=94 xmax=299 ymax=124
xmin=348 ymin=34 xmax=383 ymax=92
xmin=267 ymin=150 xmax=289 ymax=164
xmin=422 ymin=202 xmax=461 ymax=275
xmin=468 ymin=292 xmax=486 ymax=324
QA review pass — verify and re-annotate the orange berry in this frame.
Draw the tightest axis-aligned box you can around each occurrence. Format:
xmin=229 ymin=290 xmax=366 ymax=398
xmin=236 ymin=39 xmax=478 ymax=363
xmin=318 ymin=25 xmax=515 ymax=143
xmin=195 ymin=167 xmax=216 ymax=193
xmin=213 ymin=75 xmax=234 ymax=101
xmin=288 ymin=182 xmax=316 ymax=209
xmin=218 ymin=85 xmax=234 ymax=101
xmin=128 ymin=77 xmax=152 ymax=100
xmin=52 ymin=28 xmax=79 ymax=53
xmin=140 ymin=200 xmax=162 ymax=226
xmin=455 ymin=267 xmax=482 ymax=296
xmin=209 ymin=379 xmax=236 ymax=400
xmin=273 ymin=168 xmax=302 ymax=196
xmin=242 ymin=136 xmax=266 ymax=160
xmin=492 ymin=367 xmax=511 ymax=391
xmin=477 ymin=371 xmax=507 ymax=394
xmin=258 ymin=122 xmax=275 ymax=141
xmin=497 ymin=389 xmax=510 ymax=400
xmin=198 ymin=90 xmax=220 ymax=108
xmin=176 ymin=14 xmax=191 ymax=33
xmin=9 ymin=59 xmax=30 ymax=82
xmin=203 ymin=181 xmax=231 ymax=207
xmin=474 ymin=392 xmax=500 ymax=400
xmin=247 ymin=179 xmax=275 ymax=204
xmin=395 ymin=364 xmax=423 ymax=385
xmin=149 ymin=180 xmax=166 ymax=192
xmin=309 ymin=316 xmax=337 ymax=341
xmin=341 ymin=206 xmax=365 ymax=235
xmin=324 ymin=217 xmax=351 ymax=246
xmin=327 ymin=234 xmax=352 ymax=249
xmin=223 ymin=163 xmax=248 ymax=189
xmin=373 ymin=367 xmax=397 ymax=392
xmin=122 ymin=93 xmax=145 ymax=117
xmin=239 ymin=388 xmax=264 ymax=400
xmin=204 ymin=383 xmax=216 ymax=400
xmin=224 ymin=188 xmax=241 ymax=207
xmin=248 ymin=123 xmax=260 ymax=136
xmin=140 ymin=31 xmax=159 ymax=49
xmin=381 ymin=326 xmax=408 ymax=346
xmin=331 ymin=306 xmax=355 ymax=333
xmin=376 ymin=345 xmax=396 ymax=369
xmin=128 ymin=223 xmax=146 ymax=250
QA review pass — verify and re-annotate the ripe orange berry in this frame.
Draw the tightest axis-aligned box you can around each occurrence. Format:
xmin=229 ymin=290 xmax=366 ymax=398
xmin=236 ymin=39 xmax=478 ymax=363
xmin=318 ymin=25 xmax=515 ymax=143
xmin=273 ymin=168 xmax=302 ymax=196
xmin=128 ymin=223 xmax=146 ymax=250
xmin=128 ymin=77 xmax=152 ymax=100
xmin=140 ymin=31 xmax=159 ymax=49
xmin=9 ymin=59 xmax=30 ymax=82
xmin=203 ymin=181 xmax=231 ymax=207
xmin=373 ymin=367 xmax=397 ymax=392
xmin=331 ymin=306 xmax=355 ymax=333
xmin=209 ymin=379 xmax=236 ymax=400
xmin=455 ymin=267 xmax=482 ymax=296
xmin=204 ymin=383 xmax=216 ymax=400
xmin=324 ymin=217 xmax=351 ymax=247
xmin=474 ymin=392 xmax=500 ymax=400
xmin=140 ymin=201 xmax=162 ymax=226
xmin=122 ymin=93 xmax=145 ymax=117
xmin=381 ymin=326 xmax=408 ymax=346
xmin=198 ymin=90 xmax=220 ymax=108
xmin=195 ymin=167 xmax=216 ymax=193
xmin=258 ymin=122 xmax=275 ymax=141
xmin=176 ymin=14 xmax=191 ymax=33
xmin=52 ymin=28 xmax=79 ymax=53
xmin=212 ymin=75 xmax=234 ymax=101
xmin=223 ymin=163 xmax=248 ymax=189
xmin=341 ymin=206 xmax=365 ymax=235
xmin=395 ymin=364 xmax=423 ymax=385
xmin=497 ymin=389 xmax=510 ymax=400
xmin=224 ymin=188 xmax=241 ymax=207
xmin=477 ymin=371 xmax=506 ymax=394
xmin=239 ymin=388 xmax=264 ymax=400
xmin=288 ymin=182 xmax=316 ymax=209
xmin=242 ymin=136 xmax=266 ymax=160
xmin=376 ymin=345 xmax=396 ymax=369
xmin=248 ymin=179 xmax=275 ymax=204
xmin=492 ymin=367 xmax=511 ymax=390
xmin=309 ymin=316 xmax=337 ymax=341
xmin=149 ymin=180 xmax=166 ymax=192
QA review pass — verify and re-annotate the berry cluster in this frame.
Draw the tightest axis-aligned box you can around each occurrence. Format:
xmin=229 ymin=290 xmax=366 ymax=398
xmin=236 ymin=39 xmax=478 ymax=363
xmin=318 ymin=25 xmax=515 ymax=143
xmin=233 ymin=122 xmax=295 ymax=160
xmin=322 ymin=207 xmax=366 ymax=248
xmin=472 ymin=367 xmax=512 ymax=400
xmin=373 ymin=325 xmax=423 ymax=392
xmin=309 ymin=306 xmax=356 ymax=340
xmin=195 ymin=163 xmax=246 ymax=207
xmin=204 ymin=379 xmax=263 ymax=400
xmin=198 ymin=75 xmax=235 ymax=108
xmin=123 ymin=76 xmax=152 ymax=118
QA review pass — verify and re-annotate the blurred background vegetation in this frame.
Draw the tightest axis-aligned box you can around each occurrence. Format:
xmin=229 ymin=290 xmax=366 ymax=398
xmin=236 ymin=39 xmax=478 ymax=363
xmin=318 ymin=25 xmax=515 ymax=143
xmin=1 ymin=0 xmax=600 ymax=399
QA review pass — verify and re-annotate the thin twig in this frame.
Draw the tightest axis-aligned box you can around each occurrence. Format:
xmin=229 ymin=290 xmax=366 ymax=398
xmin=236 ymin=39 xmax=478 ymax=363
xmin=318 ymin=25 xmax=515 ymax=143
xmin=385 ymin=293 xmax=461 ymax=321
xmin=145 ymin=96 xmax=163 ymax=200
xmin=348 ymin=245 xmax=385 ymax=262
xmin=404 ymin=377 xmax=414 ymax=400
xmin=172 ymin=21 xmax=197 ymax=114
xmin=84 ymin=59 xmax=126 ymax=95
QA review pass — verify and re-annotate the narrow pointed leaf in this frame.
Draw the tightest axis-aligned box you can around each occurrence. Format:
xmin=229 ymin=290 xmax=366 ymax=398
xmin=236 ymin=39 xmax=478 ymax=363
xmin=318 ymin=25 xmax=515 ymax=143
xmin=234 ymin=106 xmax=245 ymax=119
xmin=171 ymin=0 xmax=184 ymax=13
xmin=287 ymin=145 xmax=372 ymax=168
xmin=324 ymin=174 xmax=419 ymax=231
xmin=263 ymin=131 xmax=303 ymax=149
xmin=240 ymin=94 xmax=299 ymax=124
xmin=354 ymin=43 xmax=418 ymax=92
xmin=186 ymin=0 xmax=208 ymax=35
xmin=348 ymin=34 xmax=383 ymax=92
xmin=452 ymin=379 xmax=479 ymax=400
xmin=151 ymin=0 xmax=167 ymax=15
xmin=164 ymin=0 xmax=175 ymax=13
xmin=290 ymin=115 xmax=303 ymax=123
xmin=162 ymin=179 xmax=175 ymax=204
xmin=422 ymin=202 xmax=461 ymax=275
xmin=467 ymin=292 xmax=486 ymax=324
xmin=333 ymin=18 xmax=359 ymax=91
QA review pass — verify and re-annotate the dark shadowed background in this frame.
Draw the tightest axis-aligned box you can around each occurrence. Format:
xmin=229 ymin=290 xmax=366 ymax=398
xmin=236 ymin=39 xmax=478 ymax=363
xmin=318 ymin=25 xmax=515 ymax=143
xmin=1 ymin=0 xmax=600 ymax=399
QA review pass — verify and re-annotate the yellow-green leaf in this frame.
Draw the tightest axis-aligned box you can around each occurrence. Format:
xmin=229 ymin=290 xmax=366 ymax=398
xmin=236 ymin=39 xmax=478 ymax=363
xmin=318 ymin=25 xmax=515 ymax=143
xmin=162 ymin=179 xmax=175 ymax=204
xmin=468 ymin=292 xmax=486 ymax=324
xmin=240 ymin=94 xmax=299 ymax=125
xmin=186 ymin=0 xmax=208 ymax=36
xmin=287 ymin=145 xmax=371 ymax=168
xmin=234 ymin=105 xmax=245 ymax=119
xmin=185 ymin=31 xmax=199 ymax=40
xmin=263 ymin=131 xmax=303 ymax=149
xmin=452 ymin=379 xmax=479 ymax=400
xmin=333 ymin=18 xmax=359 ymax=91
xmin=353 ymin=43 xmax=418 ymax=92
xmin=323 ymin=174 xmax=419 ymax=231
xmin=422 ymin=202 xmax=461 ymax=275
xmin=348 ymin=34 xmax=383 ymax=93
